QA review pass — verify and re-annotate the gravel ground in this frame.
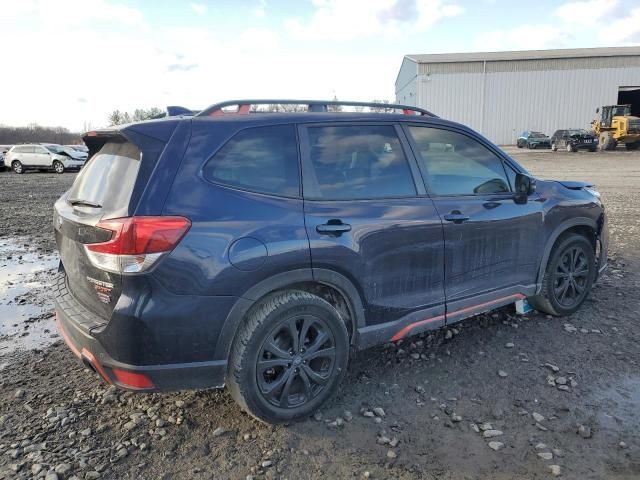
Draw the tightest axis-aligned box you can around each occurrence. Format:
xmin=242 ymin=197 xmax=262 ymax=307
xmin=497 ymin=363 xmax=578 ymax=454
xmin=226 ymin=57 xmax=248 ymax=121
xmin=1 ymin=149 xmax=639 ymax=480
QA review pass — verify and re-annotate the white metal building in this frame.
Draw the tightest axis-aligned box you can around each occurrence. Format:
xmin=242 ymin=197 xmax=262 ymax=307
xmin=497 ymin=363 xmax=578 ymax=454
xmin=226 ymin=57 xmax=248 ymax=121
xmin=395 ymin=46 xmax=640 ymax=145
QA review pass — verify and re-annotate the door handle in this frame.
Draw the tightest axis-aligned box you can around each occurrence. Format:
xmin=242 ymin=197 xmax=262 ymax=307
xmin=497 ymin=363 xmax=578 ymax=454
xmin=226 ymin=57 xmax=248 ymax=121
xmin=316 ymin=221 xmax=351 ymax=236
xmin=443 ymin=212 xmax=469 ymax=224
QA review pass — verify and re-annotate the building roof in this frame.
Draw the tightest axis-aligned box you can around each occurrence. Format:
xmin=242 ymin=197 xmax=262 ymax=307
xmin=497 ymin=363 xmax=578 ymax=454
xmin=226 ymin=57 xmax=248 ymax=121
xmin=405 ymin=46 xmax=640 ymax=64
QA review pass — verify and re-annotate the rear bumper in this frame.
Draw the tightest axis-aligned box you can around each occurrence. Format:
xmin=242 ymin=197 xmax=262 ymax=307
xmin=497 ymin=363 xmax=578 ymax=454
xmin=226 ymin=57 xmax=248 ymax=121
xmin=54 ymin=274 xmax=228 ymax=392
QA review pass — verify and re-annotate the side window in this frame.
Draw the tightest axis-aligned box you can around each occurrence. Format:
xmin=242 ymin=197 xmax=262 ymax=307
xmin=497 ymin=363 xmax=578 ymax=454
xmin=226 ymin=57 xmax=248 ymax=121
xmin=407 ymin=126 xmax=511 ymax=196
xmin=34 ymin=146 xmax=48 ymax=154
xmin=203 ymin=125 xmax=300 ymax=197
xmin=303 ymin=125 xmax=416 ymax=200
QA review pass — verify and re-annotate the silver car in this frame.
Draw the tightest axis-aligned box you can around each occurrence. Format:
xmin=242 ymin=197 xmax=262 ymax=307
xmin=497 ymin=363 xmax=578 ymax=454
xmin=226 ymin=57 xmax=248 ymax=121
xmin=5 ymin=144 xmax=85 ymax=174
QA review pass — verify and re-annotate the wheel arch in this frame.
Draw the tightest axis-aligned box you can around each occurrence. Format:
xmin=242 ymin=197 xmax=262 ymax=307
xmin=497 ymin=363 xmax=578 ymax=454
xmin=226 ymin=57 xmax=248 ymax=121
xmin=536 ymin=217 xmax=599 ymax=292
xmin=214 ymin=268 xmax=366 ymax=362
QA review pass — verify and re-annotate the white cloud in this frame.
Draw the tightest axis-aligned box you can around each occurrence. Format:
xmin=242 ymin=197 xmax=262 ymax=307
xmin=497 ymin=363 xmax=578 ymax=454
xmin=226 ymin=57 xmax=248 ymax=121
xmin=475 ymin=24 xmax=570 ymax=51
xmin=555 ymin=0 xmax=617 ymax=24
xmin=473 ymin=0 xmax=637 ymax=52
xmin=190 ymin=2 xmax=207 ymax=15
xmin=599 ymin=6 xmax=640 ymax=43
xmin=36 ymin=0 xmax=145 ymax=27
xmin=254 ymin=0 xmax=267 ymax=18
xmin=285 ymin=0 xmax=464 ymax=41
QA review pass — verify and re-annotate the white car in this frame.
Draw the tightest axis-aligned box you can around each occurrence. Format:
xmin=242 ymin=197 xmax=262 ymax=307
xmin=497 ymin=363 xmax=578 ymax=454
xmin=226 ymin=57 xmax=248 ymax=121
xmin=5 ymin=144 xmax=85 ymax=174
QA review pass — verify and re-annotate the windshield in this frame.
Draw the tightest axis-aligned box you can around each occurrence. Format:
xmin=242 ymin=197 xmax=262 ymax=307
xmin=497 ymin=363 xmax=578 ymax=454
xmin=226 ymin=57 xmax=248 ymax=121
xmin=612 ymin=106 xmax=630 ymax=116
xmin=530 ymin=132 xmax=546 ymax=138
xmin=45 ymin=144 xmax=65 ymax=154
xmin=62 ymin=146 xmax=80 ymax=155
xmin=67 ymin=140 xmax=141 ymax=218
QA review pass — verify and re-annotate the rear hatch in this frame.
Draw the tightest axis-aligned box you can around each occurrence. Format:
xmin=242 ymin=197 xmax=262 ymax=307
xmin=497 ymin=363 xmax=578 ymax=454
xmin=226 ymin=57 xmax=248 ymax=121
xmin=54 ymin=121 xmax=179 ymax=320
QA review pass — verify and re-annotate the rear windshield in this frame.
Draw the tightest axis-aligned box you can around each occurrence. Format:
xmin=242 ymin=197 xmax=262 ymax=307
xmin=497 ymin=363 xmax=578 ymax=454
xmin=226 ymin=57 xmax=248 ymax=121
xmin=67 ymin=140 xmax=140 ymax=217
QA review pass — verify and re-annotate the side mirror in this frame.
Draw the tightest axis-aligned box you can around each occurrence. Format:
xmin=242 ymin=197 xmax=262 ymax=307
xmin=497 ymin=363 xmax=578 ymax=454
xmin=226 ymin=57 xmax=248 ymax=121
xmin=514 ymin=173 xmax=536 ymax=204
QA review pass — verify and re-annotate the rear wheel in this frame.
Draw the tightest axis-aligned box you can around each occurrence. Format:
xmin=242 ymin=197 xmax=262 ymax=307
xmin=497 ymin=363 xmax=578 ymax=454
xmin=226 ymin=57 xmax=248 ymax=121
xmin=528 ymin=233 xmax=596 ymax=316
xmin=227 ymin=290 xmax=349 ymax=424
xmin=53 ymin=160 xmax=65 ymax=174
xmin=551 ymin=142 xmax=558 ymax=151
xmin=566 ymin=142 xmax=575 ymax=153
xmin=12 ymin=160 xmax=23 ymax=174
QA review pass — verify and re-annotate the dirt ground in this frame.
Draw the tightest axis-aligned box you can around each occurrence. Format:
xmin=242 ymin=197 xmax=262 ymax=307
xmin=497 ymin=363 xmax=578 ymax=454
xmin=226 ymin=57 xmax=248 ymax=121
xmin=1 ymin=148 xmax=639 ymax=480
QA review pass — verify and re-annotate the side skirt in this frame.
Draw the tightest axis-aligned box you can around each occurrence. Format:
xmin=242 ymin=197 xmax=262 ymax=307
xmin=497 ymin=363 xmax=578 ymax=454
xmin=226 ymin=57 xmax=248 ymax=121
xmin=356 ymin=285 xmax=536 ymax=348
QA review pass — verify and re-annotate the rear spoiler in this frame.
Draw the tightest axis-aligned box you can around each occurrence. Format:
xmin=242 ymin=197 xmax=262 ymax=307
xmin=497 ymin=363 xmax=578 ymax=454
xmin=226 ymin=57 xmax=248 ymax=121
xmin=83 ymin=119 xmax=180 ymax=159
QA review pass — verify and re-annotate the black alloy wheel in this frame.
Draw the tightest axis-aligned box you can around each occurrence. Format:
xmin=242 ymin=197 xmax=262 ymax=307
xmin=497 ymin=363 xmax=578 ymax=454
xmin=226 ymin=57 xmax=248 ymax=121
xmin=227 ymin=290 xmax=349 ymax=423
xmin=528 ymin=233 xmax=596 ymax=316
xmin=551 ymin=244 xmax=590 ymax=308
xmin=257 ymin=315 xmax=336 ymax=409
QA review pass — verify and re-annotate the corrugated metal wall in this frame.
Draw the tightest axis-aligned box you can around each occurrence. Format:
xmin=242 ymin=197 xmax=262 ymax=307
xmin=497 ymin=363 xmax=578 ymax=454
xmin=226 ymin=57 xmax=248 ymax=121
xmin=405 ymin=56 xmax=640 ymax=145
xmin=395 ymin=58 xmax=418 ymax=105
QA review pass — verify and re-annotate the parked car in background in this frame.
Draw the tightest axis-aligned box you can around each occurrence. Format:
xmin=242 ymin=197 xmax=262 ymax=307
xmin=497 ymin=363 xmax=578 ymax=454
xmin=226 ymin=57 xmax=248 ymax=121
xmin=44 ymin=144 xmax=88 ymax=161
xmin=0 ymin=145 xmax=12 ymax=171
xmin=54 ymin=99 xmax=608 ymax=424
xmin=65 ymin=144 xmax=89 ymax=154
xmin=517 ymin=131 xmax=551 ymax=149
xmin=551 ymin=129 xmax=598 ymax=152
xmin=5 ymin=144 xmax=85 ymax=173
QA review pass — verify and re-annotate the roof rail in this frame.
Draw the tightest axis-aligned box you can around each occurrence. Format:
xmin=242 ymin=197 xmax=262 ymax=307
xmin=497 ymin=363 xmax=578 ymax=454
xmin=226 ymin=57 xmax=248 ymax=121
xmin=196 ymin=99 xmax=437 ymax=117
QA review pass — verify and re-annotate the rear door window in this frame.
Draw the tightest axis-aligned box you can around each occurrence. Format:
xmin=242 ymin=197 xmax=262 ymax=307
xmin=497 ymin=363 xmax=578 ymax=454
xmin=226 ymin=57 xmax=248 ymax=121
xmin=203 ymin=124 xmax=300 ymax=197
xmin=301 ymin=125 xmax=416 ymax=200
xmin=407 ymin=126 xmax=511 ymax=196
xmin=67 ymin=140 xmax=141 ymax=217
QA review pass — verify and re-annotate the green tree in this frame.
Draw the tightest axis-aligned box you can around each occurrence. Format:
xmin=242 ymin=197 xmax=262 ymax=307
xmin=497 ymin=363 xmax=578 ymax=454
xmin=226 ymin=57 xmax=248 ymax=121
xmin=108 ymin=107 xmax=163 ymax=126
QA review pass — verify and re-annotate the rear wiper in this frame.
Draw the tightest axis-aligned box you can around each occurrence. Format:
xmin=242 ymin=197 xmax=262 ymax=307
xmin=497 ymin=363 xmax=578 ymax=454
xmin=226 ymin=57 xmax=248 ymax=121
xmin=68 ymin=198 xmax=102 ymax=208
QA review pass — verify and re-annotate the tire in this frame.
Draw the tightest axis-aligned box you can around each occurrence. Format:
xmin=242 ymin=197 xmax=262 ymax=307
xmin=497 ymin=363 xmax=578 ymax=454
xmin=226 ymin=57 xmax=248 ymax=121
xmin=517 ymin=142 xmax=523 ymax=148
xmin=227 ymin=290 xmax=350 ymax=424
xmin=12 ymin=160 xmax=23 ymax=174
xmin=53 ymin=160 xmax=65 ymax=174
xmin=625 ymin=142 xmax=639 ymax=151
xmin=589 ymin=148 xmax=597 ymax=152
xmin=599 ymin=132 xmax=616 ymax=151
xmin=551 ymin=143 xmax=557 ymax=152
xmin=528 ymin=233 xmax=596 ymax=316
xmin=531 ymin=143 xmax=537 ymax=149
xmin=566 ymin=142 xmax=574 ymax=153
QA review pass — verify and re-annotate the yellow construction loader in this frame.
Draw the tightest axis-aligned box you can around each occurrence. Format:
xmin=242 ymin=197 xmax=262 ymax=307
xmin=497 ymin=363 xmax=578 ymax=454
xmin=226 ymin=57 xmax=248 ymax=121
xmin=591 ymin=105 xmax=640 ymax=150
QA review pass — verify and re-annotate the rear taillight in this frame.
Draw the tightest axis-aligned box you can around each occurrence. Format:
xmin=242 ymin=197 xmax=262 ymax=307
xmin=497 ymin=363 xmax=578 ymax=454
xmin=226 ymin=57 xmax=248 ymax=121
xmin=85 ymin=216 xmax=191 ymax=273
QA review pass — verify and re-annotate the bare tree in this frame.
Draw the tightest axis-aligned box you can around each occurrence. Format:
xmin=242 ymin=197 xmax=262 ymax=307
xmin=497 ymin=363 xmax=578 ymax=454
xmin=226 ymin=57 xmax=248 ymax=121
xmin=370 ymin=99 xmax=394 ymax=113
xmin=0 ymin=124 xmax=81 ymax=145
xmin=327 ymin=95 xmax=342 ymax=113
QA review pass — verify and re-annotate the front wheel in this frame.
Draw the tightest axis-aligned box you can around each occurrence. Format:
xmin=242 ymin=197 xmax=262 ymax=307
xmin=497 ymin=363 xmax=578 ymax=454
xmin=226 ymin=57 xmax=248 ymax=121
xmin=551 ymin=143 xmax=558 ymax=151
xmin=53 ymin=160 xmax=65 ymax=174
xmin=528 ymin=233 xmax=596 ymax=316
xmin=12 ymin=160 xmax=23 ymax=174
xmin=227 ymin=290 xmax=349 ymax=424
xmin=566 ymin=143 xmax=575 ymax=153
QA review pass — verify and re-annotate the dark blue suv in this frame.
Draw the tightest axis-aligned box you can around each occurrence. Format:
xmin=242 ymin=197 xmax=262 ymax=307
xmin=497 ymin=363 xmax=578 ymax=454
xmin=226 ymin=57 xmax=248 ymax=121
xmin=54 ymin=100 xmax=608 ymax=423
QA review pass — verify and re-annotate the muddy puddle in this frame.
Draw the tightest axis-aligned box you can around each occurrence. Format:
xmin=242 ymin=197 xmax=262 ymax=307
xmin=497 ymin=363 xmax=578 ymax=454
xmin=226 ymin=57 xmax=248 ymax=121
xmin=0 ymin=238 xmax=60 ymax=355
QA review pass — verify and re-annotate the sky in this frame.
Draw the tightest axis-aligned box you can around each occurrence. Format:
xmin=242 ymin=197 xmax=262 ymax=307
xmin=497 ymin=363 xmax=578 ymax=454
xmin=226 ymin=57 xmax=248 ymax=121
xmin=2 ymin=0 xmax=639 ymax=131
